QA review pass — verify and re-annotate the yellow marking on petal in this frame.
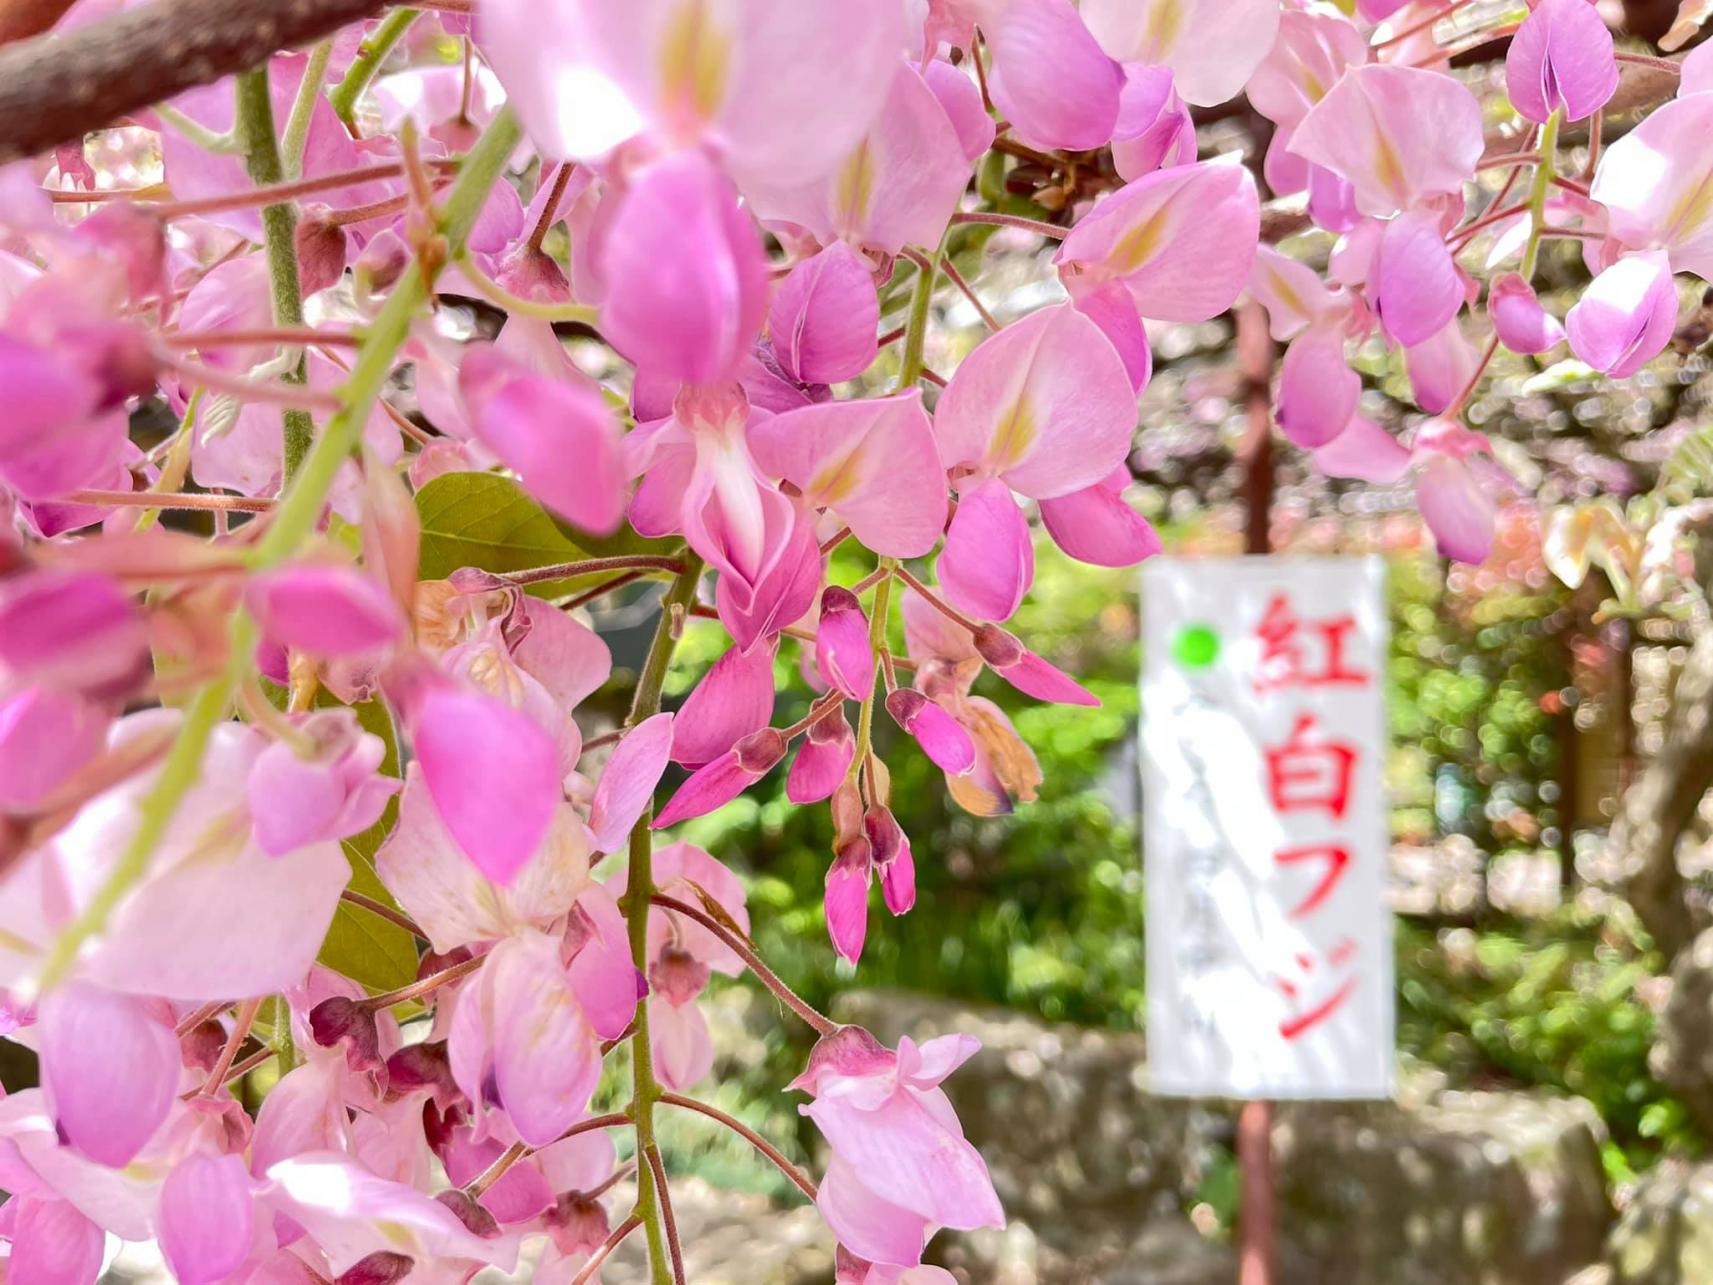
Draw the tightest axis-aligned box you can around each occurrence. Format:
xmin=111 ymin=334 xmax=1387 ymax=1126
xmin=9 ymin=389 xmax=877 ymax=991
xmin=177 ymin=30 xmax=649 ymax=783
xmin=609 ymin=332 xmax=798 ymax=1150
xmin=989 ymin=396 xmax=1038 ymax=472
xmin=833 ymin=140 xmax=877 ymax=235
xmin=808 ymin=445 xmax=867 ymax=505
xmin=1374 ymin=131 xmax=1408 ymax=206
xmin=1111 ymin=207 xmax=1171 ymax=275
xmin=377 ymin=1220 xmax=415 ymax=1249
xmin=1144 ymin=0 xmax=1184 ymax=57
xmin=1267 ymin=266 xmax=1307 ymax=320
xmin=1665 ymin=167 xmax=1713 ymax=247
xmin=659 ymin=0 xmax=731 ymax=128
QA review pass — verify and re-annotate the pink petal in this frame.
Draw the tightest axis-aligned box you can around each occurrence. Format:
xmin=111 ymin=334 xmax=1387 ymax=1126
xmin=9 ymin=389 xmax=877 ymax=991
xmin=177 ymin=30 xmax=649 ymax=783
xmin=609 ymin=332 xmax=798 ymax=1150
xmin=937 ymin=480 xmax=1032 ymax=622
xmin=818 ymin=1153 xmax=927 ymax=1268
xmin=246 ymin=563 xmax=404 ymax=658
xmin=1276 ymin=328 xmax=1359 ymax=448
xmin=1590 ymin=92 xmax=1713 ymax=280
xmin=804 ymin=1090 xmax=1003 ymax=1235
xmin=644 ymin=842 xmax=753 ymax=975
xmin=1682 ymin=40 xmax=1713 ymax=96
xmin=815 ymin=587 xmax=875 ymax=701
xmin=9 ymin=1197 xmax=104 ymax=1285
xmin=459 ymin=348 xmax=626 ymax=535
xmin=1288 ymin=65 xmax=1484 ymax=217
xmin=670 ymin=641 xmax=776 ymax=768
xmin=787 ymin=708 xmax=856 ymax=804
xmin=653 ymin=730 xmax=784 ymax=827
xmin=712 ymin=509 xmax=824 ymax=654
xmin=934 ymin=304 xmax=1134 ymax=498
xmin=825 ymin=843 xmax=871 ymax=964
xmin=885 ymin=690 xmax=976 ymax=776
xmin=1083 ymin=0 xmax=1280 ymax=107
xmin=1566 ymin=250 xmax=1679 ymax=378
xmin=411 ymin=686 xmax=563 ymax=885
xmin=1417 ymin=454 xmax=1495 ymax=563
xmin=598 ymin=152 xmax=769 ymax=386
xmin=1488 ymin=272 xmax=1566 ymax=354
xmin=748 ymin=391 xmax=948 ymax=557
xmin=1055 ymin=161 xmax=1260 ymax=323
xmin=0 ymin=687 xmax=105 ymax=814
xmin=984 ymin=645 xmax=1100 ymax=708
xmin=649 ymin=995 xmax=714 ymax=1091
xmin=39 ymin=981 xmax=179 ymax=1167
xmin=159 ymin=1153 xmax=255 ymax=1285
xmin=769 ymin=243 xmax=879 ymax=384
xmin=1070 ymin=280 xmax=1153 ymax=394
xmin=588 ymin=712 xmax=675 ymax=852
xmin=902 ymin=1034 xmax=983 ymax=1088
xmin=1246 ymin=244 xmax=1339 ymax=342
xmin=440 ymin=1130 xmax=554 ymax=1224
xmin=878 ymin=835 xmax=916 ymax=916
xmin=0 ymin=569 xmax=146 ymax=697
xmin=1405 ymin=318 xmax=1478 ymax=415
xmin=511 ymin=596 xmax=613 ymax=713
xmin=982 ymin=0 xmax=1123 ymax=151
xmin=567 ymin=884 xmax=642 ymax=1041
xmin=487 ymin=933 xmax=602 ymax=1146
xmin=1038 ymin=465 xmax=1160 ymax=568
xmin=1311 ymin=416 xmax=1413 ymax=484
xmin=1373 ymin=209 xmax=1464 ymax=347
xmin=247 ymin=739 xmax=346 ymax=857
xmin=1506 ymin=0 xmax=1617 ymax=125
xmin=921 ymin=59 xmax=996 ymax=163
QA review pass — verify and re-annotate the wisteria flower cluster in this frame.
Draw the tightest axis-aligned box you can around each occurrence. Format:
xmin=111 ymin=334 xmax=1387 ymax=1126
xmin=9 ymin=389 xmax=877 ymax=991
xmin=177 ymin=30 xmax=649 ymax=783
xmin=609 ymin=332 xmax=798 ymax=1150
xmin=0 ymin=0 xmax=1701 ymax=1279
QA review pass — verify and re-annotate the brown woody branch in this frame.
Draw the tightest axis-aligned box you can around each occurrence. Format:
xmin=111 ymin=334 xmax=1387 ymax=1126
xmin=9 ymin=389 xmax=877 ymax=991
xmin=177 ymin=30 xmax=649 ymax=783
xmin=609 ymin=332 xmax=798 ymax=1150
xmin=0 ymin=0 xmax=398 ymax=165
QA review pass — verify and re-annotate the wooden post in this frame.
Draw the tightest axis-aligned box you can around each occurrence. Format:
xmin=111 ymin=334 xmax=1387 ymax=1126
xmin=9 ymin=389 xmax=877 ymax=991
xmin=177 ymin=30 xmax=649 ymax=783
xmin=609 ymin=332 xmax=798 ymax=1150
xmin=1236 ymin=298 xmax=1276 ymax=1285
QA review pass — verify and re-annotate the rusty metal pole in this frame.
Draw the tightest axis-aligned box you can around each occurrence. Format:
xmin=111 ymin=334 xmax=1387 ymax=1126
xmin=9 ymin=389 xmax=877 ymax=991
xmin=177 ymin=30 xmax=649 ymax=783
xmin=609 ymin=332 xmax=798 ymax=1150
xmin=1236 ymin=299 xmax=1277 ymax=1285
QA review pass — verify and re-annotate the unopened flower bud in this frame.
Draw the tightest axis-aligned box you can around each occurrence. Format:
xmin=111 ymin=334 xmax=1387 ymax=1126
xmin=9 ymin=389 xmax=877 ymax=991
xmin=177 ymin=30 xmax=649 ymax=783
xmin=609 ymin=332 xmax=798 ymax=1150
xmin=885 ymin=689 xmax=975 ymax=775
xmin=815 ymin=586 xmax=874 ymax=700
xmin=385 ymin=1041 xmax=457 ymax=1104
xmin=787 ymin=706 xmax=855 ymax=804
xmin=972 ymin=625 xmax=1098 ymax=706
xmin=308 ymin=996 xmax=383 ymax=1075
xmin=296 ymin=212 xmax=349 ymax=297
xmin=824 ymin=839 xmax=872 ymax=964
xmin=653 ymin=727 xmax=786 ymax=827
xmin=831 ymin=777 xmax=865 ymax=845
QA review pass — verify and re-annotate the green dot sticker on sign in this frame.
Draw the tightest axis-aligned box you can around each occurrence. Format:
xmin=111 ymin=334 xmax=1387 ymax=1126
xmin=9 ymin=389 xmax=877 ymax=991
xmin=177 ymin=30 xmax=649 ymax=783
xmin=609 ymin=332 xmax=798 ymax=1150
xmin=1172 ymin=623 xmax=1221 ymax=670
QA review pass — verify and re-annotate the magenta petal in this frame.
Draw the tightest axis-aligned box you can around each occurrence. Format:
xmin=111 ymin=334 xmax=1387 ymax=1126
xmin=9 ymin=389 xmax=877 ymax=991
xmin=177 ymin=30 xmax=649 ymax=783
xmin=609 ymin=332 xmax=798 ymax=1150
xmin=770 ymin=242 xmax=880 ymax=385
xmin=1276 ymin=328 xmax=1359 ymax=448
xmin=1417 ymin=454 xmax=1496 ymax=564
xmin=1000 ymin=652 xmax=1100 ymax=707
xmin=815 ymin=589 xmax=875 ymax=701
xmin=654 ymin=730 xmax=784 ymax=827
xmin=0 ymin=686 xmax=105 ymax=814
xmin=599 ymin=152 xmax=769 ymax=386
xmin=787 ymin=709 xmax=856 ymax=804
xmin=1566 ymin=251 xmax=1679 ymax=378
xmin=938 ymin=480 xmax=1033 ymax=622
xmin=886 ymin=690 xmax=976 ymax=776
xmin=1311 ymin=416 xmax=1413 ymax=484
xmin=0 ymin=568 xmax=146 ymax=697
xmin=670 ymin=641 xmax=776 ymax=768
xmin=1373 ymin=210 xmax=1464 ymax=347
xmin=1489 ymin=272 xmax=1566 ymax=355
xmin=1506 ymin=0 xmax=1618 ymax=125
xmin=159 ymin=1153 xmax=254 ymax=1285
xmin=460 ymin=350 xmax=626 ymax=534
xmin=825 ymin=844 xmax=872 ymax=964
xmin=983 ymin=0 xmax=1123 ymax=151
xmin=588 ymin=712 xmax=675 ymax=852
xmin=246 ymin=563 xmax=404 ymax=658
xmin=1038 ymin=466 xmax=1161 ymax=568
xmin=879 ymin=838 xmax=917 ymax=917
xmin=411 ymin=687 xmax=562 ymax=885
xmin=39 ymin=981 xmax=180 ymax=1167
xmin=10 ymin=1198 xmax=104 ymax=1285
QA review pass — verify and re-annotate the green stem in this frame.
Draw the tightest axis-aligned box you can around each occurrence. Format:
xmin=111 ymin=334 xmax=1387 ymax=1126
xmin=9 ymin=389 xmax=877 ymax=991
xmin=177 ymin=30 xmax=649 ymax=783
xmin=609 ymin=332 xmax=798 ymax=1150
xmin=154 ymin=103 xmax=237 ymax=154
xmin=1520 ymin=108 xmax=1562 ymax=282
xmin=233 ymin=68 xmax=314 ymax=485
xmin=37 ymin=110 xmax=523 ymax=994
xmin=623 ymin=559 xmax=704 ymax=1285
xmin=452 ymin=250 xmax=599 ymax=324
xmin=330 ymin=8 xmax=420 ymax=133
xmin=849 ymin=561 xmax=896 ymax=781
xmin=896 ymin=248 xmax=940 ymax=392
xmin=282 ymin=40 xmax=334 ymax=180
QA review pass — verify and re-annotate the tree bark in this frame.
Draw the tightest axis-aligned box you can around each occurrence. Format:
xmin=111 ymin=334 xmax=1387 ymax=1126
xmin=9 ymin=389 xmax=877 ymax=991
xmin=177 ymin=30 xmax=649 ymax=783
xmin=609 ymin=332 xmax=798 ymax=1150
xmin=1612 ymin=625 xmax=1713 ymax=963
xmin=0 ymin=0 xmax=395 ymax=165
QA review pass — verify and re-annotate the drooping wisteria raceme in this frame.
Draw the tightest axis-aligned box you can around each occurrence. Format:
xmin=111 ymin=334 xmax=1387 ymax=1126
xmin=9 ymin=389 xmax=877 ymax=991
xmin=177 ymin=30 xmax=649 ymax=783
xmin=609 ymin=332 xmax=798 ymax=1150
xmin=0 ymin=0 xmax=1700 ymax=1278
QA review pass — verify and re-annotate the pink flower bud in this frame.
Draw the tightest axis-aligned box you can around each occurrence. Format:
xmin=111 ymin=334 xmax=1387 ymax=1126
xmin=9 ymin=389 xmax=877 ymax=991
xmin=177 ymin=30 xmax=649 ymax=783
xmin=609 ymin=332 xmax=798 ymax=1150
xmin=39 ymin=980 xmax=179 ymax=1167
xmin=671 ymin=640 xmax=776 ymax=767
xmin=769 ymin=242 xmax=880 ymax=385
xmin=1506 ymin=0 xmax=1618 ymax=125
xmin=825 ymin=839 xmax=872 ymax=963
xmin=247 ymin=563 xmax=405 ymax=658
xmin=1566 ymin=251 xmax=1679 ymax=379
xmin=865 ymin=806 xmax=916 ymax=916
xmin=972 ymin=626 xmax=1100 ymax=707
xmin=885 ymin=690 xmax=976 ymax=775
xmin=788 ymin=706 xmax=856 ymax=804
xmin=296 ymin=212 xmax=349 ymax=296
xmin=0 ymin=568 xmax=147 ymax=699
xmin=1489 ymin=272 xmax=1566 ymax=355
xmin=247 ymin=709 xmax=398 ymax=856
xmin=653 ymin=727 xmax=787 ymax=828
xmin=0 ymin=686 xmax=105 ymax=814
xmin=816 ymin=587 xmax=875 ymax=700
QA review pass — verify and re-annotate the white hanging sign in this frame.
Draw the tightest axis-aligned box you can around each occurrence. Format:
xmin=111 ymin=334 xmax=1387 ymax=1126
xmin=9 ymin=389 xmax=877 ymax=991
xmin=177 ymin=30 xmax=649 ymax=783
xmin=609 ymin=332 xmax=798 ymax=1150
xmin=1142 ymin=557 xmax=1393 ymax=1099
